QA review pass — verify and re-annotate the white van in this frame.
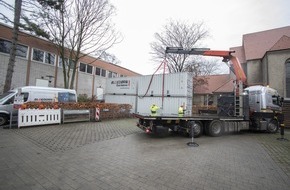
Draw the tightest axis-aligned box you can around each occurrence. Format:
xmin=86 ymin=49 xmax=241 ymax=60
xmin=0 ymin=86 xmax=77 ymax=126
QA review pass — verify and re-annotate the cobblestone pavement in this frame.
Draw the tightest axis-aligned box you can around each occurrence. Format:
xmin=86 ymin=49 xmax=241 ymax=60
xmin=255 ymin=131 xmax=290 ymax=177
xmin=0 ymin=119 xmax=289 ymax=190
xmin=6 ymin=120 xmax=142 ymax=152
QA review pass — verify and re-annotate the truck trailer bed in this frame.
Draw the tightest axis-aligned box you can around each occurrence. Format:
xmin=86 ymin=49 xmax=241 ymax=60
xmin=133 ymin=112 xmax=249 ymax=137
xmin=133 ymin=113 xmax=245 ymax=121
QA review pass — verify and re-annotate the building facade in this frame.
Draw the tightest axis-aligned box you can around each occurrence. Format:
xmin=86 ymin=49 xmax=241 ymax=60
xmin=192 ymin=25 xmax=290 ymax=113
xmin=230 ymin=26 xmax=290 ymax=99
xmin=0 ymin=23 xmax=140 ymax=98
xmin=193 ymin=74 xmax=234 ymax=106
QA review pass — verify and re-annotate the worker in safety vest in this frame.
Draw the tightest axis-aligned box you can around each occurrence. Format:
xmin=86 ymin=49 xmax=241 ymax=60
xmin=178 ymin=105 xmax=185 ymax=116
xmin=150 ymin=104 xmax=159 ymax=116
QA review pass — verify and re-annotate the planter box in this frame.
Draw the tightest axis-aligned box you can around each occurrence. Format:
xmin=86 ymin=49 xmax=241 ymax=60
xmin=62 ymin=109 xmax=90 ymax=123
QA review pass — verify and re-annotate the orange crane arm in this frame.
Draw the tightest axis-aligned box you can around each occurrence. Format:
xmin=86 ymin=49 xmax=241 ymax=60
xmin=165 ymin=47 xmax=247 ymax=84
xmin=228 ymin=55 xmax=247 ymax=84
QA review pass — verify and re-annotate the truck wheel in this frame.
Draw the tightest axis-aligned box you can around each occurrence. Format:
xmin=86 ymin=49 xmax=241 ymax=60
xmin=267 ymin=119 xmax=278 ymax=133
xmin=188 ymin=121 xmax=203 ymax=138
xmin=0 ymin=114 xmax=8 ymax=126
xmin=208 ymin=120 xmax=224 ymax=137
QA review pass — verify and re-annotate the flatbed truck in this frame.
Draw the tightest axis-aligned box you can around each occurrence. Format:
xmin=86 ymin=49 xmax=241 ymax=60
xmin=134 ymin=47 xmax=284 ymax=137
xmin=134 ymin=113 xmax=249 ymax=137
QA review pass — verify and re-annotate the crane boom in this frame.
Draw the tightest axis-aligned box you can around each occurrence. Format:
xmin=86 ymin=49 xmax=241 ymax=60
xmin=165 ymin=47 xmax=247 ymax=84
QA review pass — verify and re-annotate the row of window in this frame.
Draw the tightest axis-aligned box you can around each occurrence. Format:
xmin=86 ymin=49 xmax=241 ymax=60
xmin=0 ymin=38 xmax=28 ymax=58
xmin=0 ymin=38 xmax=125 ymax=78
xmin=33 ymin=48 xmax=55 ymax=65
xmin=79 ymin=62 xmax=123 ymax=77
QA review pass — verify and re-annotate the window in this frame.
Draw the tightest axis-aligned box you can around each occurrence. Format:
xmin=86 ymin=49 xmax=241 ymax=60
xmin=33 ymin=48 xmax=55 ymax=65
xmin=79 ymin=63 xmax=86 ymax=72
xmin=286 ymin=61 xmax=290 ymax=98
xmin=32 ymin=49 xmax=55 ymax=65
xmin=95 ymin=67 xmax=101 ymax=75
xmin=0 ymin=39 xmax=10 ymax=54
xmin=0 ymin=91 xmax=14 ymax=104
xmin=0 ymin=39 xmax=28 ymax=58
xmin=87 ymin=65 xmax=92 ymax=74
xmin=79 ymin=62 xmax=92 ymax=74
xmin=58 ymin=57 xmax=75 ymax=70
xmin=2 ymin=92 xmax=28 ymax=105
xmin=33 ymin=49 xmax=44 ymax=62
xmin=101 ymin=69 xmax=106 ymax=77
xmin=16 ymin=45 xmax=28 ymax=58
xmin=108 ymin=71 xmax=118 ymax=78
xmin=4 ymin=96 xmax=14 ymax=105
xmin=272 ymin=95 xmax=278 ymax=106
xmin=95 ymin=67 xmax=107 ymax=77
xmin=22 ymin=93 xmax=29 ymax=102
xmin=108 ymin=71 xmax=113 ymax=78
xmin=58 ymin=57 xmax=67 ymax=68
xmin=68 ymin=93 xmax=77 ymax=102
xmin=45 ymin=53 xmax=55 ymax=65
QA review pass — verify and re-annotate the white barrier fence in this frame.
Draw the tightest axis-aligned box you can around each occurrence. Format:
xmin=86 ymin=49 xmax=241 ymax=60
xmin=18 ymin=109 xmax=61 ymax=128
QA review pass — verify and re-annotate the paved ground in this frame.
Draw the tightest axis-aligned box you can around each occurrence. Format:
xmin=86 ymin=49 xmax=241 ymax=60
xmin=0 ymin=119 xmax=290 ymax=190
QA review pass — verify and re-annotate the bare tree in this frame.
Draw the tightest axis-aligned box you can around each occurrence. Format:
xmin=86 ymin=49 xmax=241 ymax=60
xmin=27 ymin=0 xmax=120 ymax=89
xmin=0 ymin=0 xmax=56 ymax=92
xmin=96 ymin=51 xmax=121 ymax=65
xmin=2 ymin=0 xmax=22 ymax=93
xmin=151 ymin=20 xmax=210 ymax=74
xmin=184 ymin=57 xmax=226 ymax=76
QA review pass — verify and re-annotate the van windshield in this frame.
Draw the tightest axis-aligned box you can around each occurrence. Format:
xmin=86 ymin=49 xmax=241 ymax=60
xmin=0 ymin=91 xmax=14 ymax=102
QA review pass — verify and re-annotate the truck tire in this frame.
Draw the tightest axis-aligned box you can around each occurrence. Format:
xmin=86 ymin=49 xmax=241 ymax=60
xmin=207 ymin=120 xmax=224 ymax=137
xmin=188 ymin=121 xmax=203 ymax=138
xmin=267 ymin=119 xmax=278 ymax=133
xmin=0 ymin=114 xmax=8 ymax=126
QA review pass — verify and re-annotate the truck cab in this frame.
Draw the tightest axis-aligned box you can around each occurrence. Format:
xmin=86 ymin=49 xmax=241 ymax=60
xmin=244 ymin=85 xmax=283 ymax=113
xmin=243 ymin=85 xmax=283 ymax=132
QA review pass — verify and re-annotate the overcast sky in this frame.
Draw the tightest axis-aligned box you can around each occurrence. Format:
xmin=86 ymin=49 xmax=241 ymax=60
xmin=1 ymin=0 xmax=289 ymax=75
xmin=109 ymin=0 xmax=290 ymax=75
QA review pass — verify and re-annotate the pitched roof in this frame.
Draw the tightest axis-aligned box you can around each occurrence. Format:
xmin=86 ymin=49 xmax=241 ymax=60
xmin=80 ymin=55 xmax=140 ymax=76
xmin=242 ymin=26 xmax=290 ymax=60
xmin=270 ymin=35 xmax=290 ymax=51
xmin=194 ymin=74 xmax=234 ymax=94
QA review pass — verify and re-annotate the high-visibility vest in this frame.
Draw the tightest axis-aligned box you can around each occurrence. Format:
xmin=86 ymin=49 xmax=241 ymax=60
xmin=150 ymin=105 xmax=159 ymax=113
xmin=178 ymin=106 xmax=184 ymax=114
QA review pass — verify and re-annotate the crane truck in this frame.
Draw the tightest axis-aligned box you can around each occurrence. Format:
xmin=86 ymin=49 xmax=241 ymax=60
xmin=134 ymin=47 xmax=284 ymax=137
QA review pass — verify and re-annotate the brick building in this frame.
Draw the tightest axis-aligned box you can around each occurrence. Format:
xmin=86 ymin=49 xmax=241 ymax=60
xmin=193 ymin=26 xmax=290 ymax=114
xmin=0 ymin=23 xmax=140 ymax=98
xmin=231 ymin=26 xmax=290 ymax=99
